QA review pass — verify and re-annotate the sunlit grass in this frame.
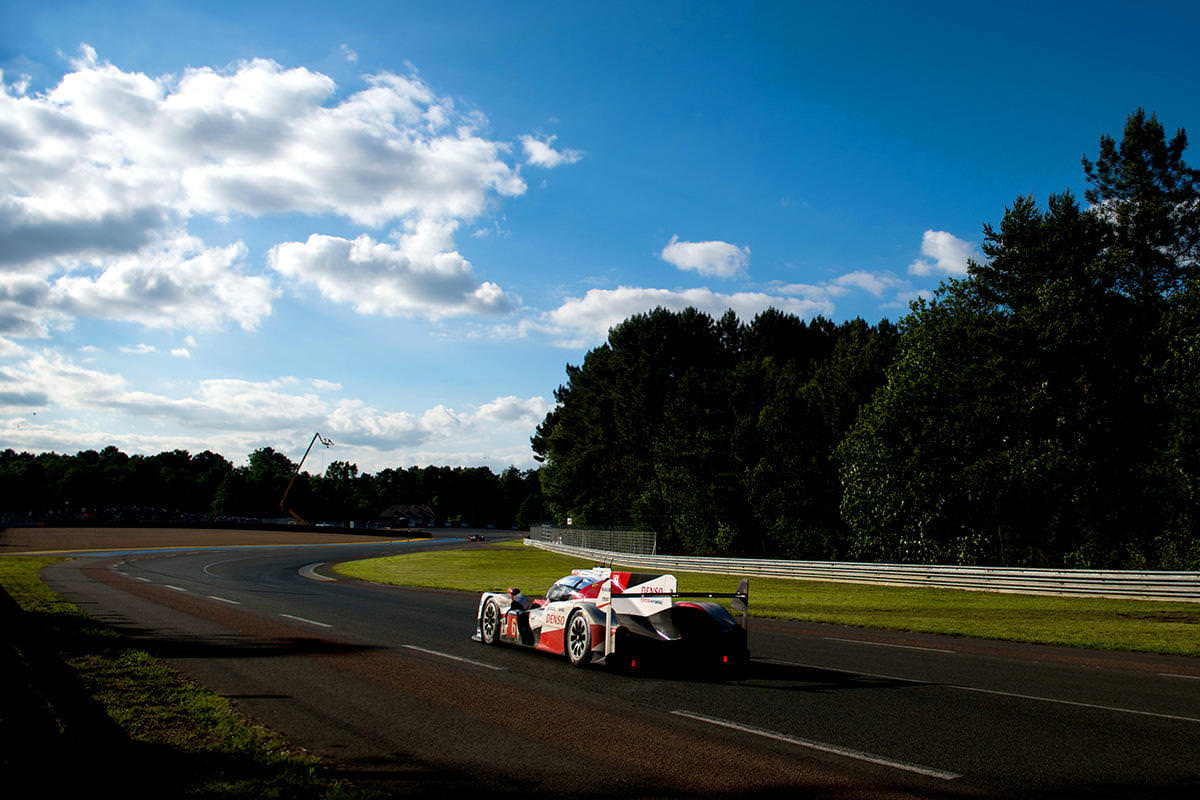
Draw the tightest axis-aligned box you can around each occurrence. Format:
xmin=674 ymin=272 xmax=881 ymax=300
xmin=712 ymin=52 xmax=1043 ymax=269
xmin=336 ymin=541 xmax=1200 ymax=656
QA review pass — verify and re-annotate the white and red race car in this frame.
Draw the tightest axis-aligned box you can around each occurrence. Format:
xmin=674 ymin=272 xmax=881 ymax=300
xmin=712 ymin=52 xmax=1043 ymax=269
xmin=473 ymin=567 xmax=749 ymax=673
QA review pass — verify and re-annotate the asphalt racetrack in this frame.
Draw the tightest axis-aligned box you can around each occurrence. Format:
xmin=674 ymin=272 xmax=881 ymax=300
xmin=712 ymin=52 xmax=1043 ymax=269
xmin=14 ymin=528 xmax=1200 ymax=798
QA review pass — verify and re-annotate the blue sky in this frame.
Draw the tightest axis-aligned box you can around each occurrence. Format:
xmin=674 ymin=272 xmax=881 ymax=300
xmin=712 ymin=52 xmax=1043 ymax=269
xmin=2 ymin=1 xmax=1198 ymax=473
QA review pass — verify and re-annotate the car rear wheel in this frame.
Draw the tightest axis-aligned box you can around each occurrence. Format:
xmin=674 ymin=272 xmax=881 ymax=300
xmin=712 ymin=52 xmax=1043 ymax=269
xmin=566 ymin=611 xmax=592 ymax=667
xmin=480 ymin=599 xmax=502 ymax=645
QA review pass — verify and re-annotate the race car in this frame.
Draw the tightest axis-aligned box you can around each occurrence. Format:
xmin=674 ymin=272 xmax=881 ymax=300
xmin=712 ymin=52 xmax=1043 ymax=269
xmin=473 ymin=567 xmax=749 ymax=673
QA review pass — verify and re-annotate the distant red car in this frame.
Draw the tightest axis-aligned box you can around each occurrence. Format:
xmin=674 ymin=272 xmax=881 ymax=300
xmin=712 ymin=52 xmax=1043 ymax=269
xmin=467 ymin=534 xmax=485 ymax=542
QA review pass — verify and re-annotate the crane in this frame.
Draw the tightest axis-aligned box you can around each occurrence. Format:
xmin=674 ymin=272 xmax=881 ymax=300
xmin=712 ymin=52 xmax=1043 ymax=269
xmin=280 ymin=432 xmax=333 ymax=525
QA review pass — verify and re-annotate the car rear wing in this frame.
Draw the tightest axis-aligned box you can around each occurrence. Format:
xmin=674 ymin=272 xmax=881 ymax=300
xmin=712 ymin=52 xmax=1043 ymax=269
xmin=600 ymin=577 xmax=750 ymax=658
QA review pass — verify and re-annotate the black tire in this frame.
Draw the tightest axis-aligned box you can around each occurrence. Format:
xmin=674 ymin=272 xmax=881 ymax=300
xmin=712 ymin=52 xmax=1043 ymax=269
xmin=480 ymin=598 xmax=502 ymax=645
xmin=566 ymin=611 xmax=592 ymax=667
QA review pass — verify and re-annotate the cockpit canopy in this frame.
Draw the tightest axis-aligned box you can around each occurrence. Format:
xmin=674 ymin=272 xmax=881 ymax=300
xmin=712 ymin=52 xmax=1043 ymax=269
xmin=546 ymin=574 xmax=600 ymax=602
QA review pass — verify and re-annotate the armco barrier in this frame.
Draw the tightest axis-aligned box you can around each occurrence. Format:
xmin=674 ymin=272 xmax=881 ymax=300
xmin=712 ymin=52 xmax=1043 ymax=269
xmin=524 ymin=539 xmax=1200 ymax=602
xmin=531 ymin=525 xmax=657 ymax=555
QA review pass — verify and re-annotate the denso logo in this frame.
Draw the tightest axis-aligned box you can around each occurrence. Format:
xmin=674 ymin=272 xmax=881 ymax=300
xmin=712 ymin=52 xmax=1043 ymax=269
xmin=639 ymin=586 xmax=667 ymax=594
xmin=544 ymin=612 xmax=568 ymax=628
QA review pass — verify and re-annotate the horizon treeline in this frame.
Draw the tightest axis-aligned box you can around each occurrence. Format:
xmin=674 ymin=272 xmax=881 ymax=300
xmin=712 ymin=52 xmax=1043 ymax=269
xmin=0 ymin=446 xmax=545 ymax=530
xmin=534 ymin=110 xmax=1200 ymax=570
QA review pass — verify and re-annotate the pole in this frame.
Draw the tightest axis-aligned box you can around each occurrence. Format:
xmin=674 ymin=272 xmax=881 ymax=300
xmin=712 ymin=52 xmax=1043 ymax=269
xmin=280 ymin=432 xmax=333 ymax=525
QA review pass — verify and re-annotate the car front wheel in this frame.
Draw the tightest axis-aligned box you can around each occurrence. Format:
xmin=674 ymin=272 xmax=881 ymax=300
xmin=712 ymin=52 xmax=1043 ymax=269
xmin=566 ymin=611 xmax=592 ymax=667
xmin=480 ymin=599 xmax=502 ymax=645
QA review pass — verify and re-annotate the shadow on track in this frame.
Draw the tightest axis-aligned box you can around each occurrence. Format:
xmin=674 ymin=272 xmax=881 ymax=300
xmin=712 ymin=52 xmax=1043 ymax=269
xmin=120 ymin=628 xmax=382 ymax=661
xmin=611 ymin=655 xmax=929 ymax=694
xmin=734 ymin=658 xmax=929 ymax=693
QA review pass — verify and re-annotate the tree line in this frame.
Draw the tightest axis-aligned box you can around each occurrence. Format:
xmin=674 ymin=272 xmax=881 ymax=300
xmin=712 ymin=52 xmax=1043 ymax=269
xmin=534 ymin=110 xmax=1200 ymax=569
xmin=532 ymin=309 xmax=900 ymax=559
xmin=0 ymin=446 xmax=545 ymax=530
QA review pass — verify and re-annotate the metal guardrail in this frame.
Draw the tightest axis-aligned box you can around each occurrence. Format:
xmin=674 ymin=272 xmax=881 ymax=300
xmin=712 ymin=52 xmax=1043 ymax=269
xmin=531 ymin=525 xmax=657 ymax=555
xmin=525 ymin=540 xmax=1200 ymax=602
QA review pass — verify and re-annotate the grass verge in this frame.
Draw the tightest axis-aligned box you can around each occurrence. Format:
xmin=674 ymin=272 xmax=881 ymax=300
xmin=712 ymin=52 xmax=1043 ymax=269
xmin=335 ymin=541 xmax=1200 ymax=657
xmin=0 ymin=556 xmax=377 ymax=799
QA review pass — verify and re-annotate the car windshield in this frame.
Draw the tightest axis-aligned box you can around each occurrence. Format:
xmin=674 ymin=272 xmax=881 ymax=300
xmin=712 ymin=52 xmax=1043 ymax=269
xmin=546 ymin=574 xmax=598 ymax=602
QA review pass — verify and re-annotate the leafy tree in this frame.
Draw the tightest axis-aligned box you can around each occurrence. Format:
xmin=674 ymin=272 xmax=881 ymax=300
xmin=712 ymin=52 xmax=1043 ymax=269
xmin=760 ymin=317 xmax=898 ymax=559
xmin=838 ymin=283 xmax=1016 ymax=563
xmin=1082 ymin=108 xmax=1200 ymax=304
xmin=534 ymin=307 xmax=739 ymax=552
xmin=1156 ymin=279 xmax=1200 ymax=566
xmin=0 ymin=450 xmax=49 ymax=517
xmin=534 ymin=306 xmax=897 ymax=557
xmin=838 ymin=111 xmax=1200 ymax=568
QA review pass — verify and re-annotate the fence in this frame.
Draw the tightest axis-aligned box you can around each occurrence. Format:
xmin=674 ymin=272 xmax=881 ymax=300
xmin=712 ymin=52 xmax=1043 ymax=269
xmin=524 ymin=539 xmax=1200 ymax=602
xmin=530 ymin=525 xmax=657 ymax=555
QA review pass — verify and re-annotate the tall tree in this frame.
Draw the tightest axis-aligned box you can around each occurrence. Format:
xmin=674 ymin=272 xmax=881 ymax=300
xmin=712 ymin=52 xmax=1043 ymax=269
xmin=534 ymin=307 xmax=738 ymax=552
xmin=1084 ymin=109 xmax=1200 ymax=567
xmin=838 ymin=111 xmax=1200 ymax=568
xmin=1082 ymin=108 xmax=1200 ymax=303
xmin=534 ymin=306 xmax=897 ymax=557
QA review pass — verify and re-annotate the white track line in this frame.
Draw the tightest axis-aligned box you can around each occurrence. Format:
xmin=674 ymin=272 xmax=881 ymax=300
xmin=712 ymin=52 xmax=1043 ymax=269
xmin=202 ymin=557 xmax=243 ymax=577
xmin=759 ymin=657 xmax=919 ymax=684
xmin=952 ymin=686 xmax=1200 ymax=723
xmin=280 ymin=613 xmax=332 ymax=628
xmin=299 ymin=562 xmax=336 ymax=582
xmin=764 ymin=658 xmax=1200 ymax=723
xmin=672 ymin=710 xmax=962 ymax=781
xmin=163 ymin=584 xmax=188 ymax=593
xmin=1160 ymin=672 xmax=1200 ymax=681
xmin=402 ymin=644 xmax=506 ymax=671
xmin=207 ymin=595 xmax=241 ymax=605
xmin=824 ymin=637 xmax=956 ymax=654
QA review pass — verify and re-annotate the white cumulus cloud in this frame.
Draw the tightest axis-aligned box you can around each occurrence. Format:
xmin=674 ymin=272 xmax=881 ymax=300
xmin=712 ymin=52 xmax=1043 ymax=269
xmin=776 ymin=270 xmax=908 ymax=303
xmin=520 ymin=134 xmax=583 ymax=168
xmin=1 ymin=47 xmax=575 ymax=334
xmin=2 ymin=348 xmax=550 ymax=468
xmin=268 ymin=221 xmax=517 ymax=320
xmin=909 ymin=230 xmax=976 ymax=277
xmin=473 ymin=395 xmax=552 ymax=426
xmin=542 ymin=286 xmax=832 ymax=349
xmin=660 ymin=236 xmax=750 ymax=278
xmin=50 ymin=235 xmax=277 ymax=331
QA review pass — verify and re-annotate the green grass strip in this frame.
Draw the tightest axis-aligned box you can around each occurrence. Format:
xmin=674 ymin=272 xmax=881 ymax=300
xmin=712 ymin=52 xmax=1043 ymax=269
xmin=0 ymin=556 xmax=377 ymax=799
xmin=335 ymin=542 xmax=1200 ymax=657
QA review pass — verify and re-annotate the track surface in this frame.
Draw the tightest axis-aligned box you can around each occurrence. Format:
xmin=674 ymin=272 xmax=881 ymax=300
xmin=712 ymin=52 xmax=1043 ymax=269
xmin=30 ymin=534 xmax=1200 ymax=798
